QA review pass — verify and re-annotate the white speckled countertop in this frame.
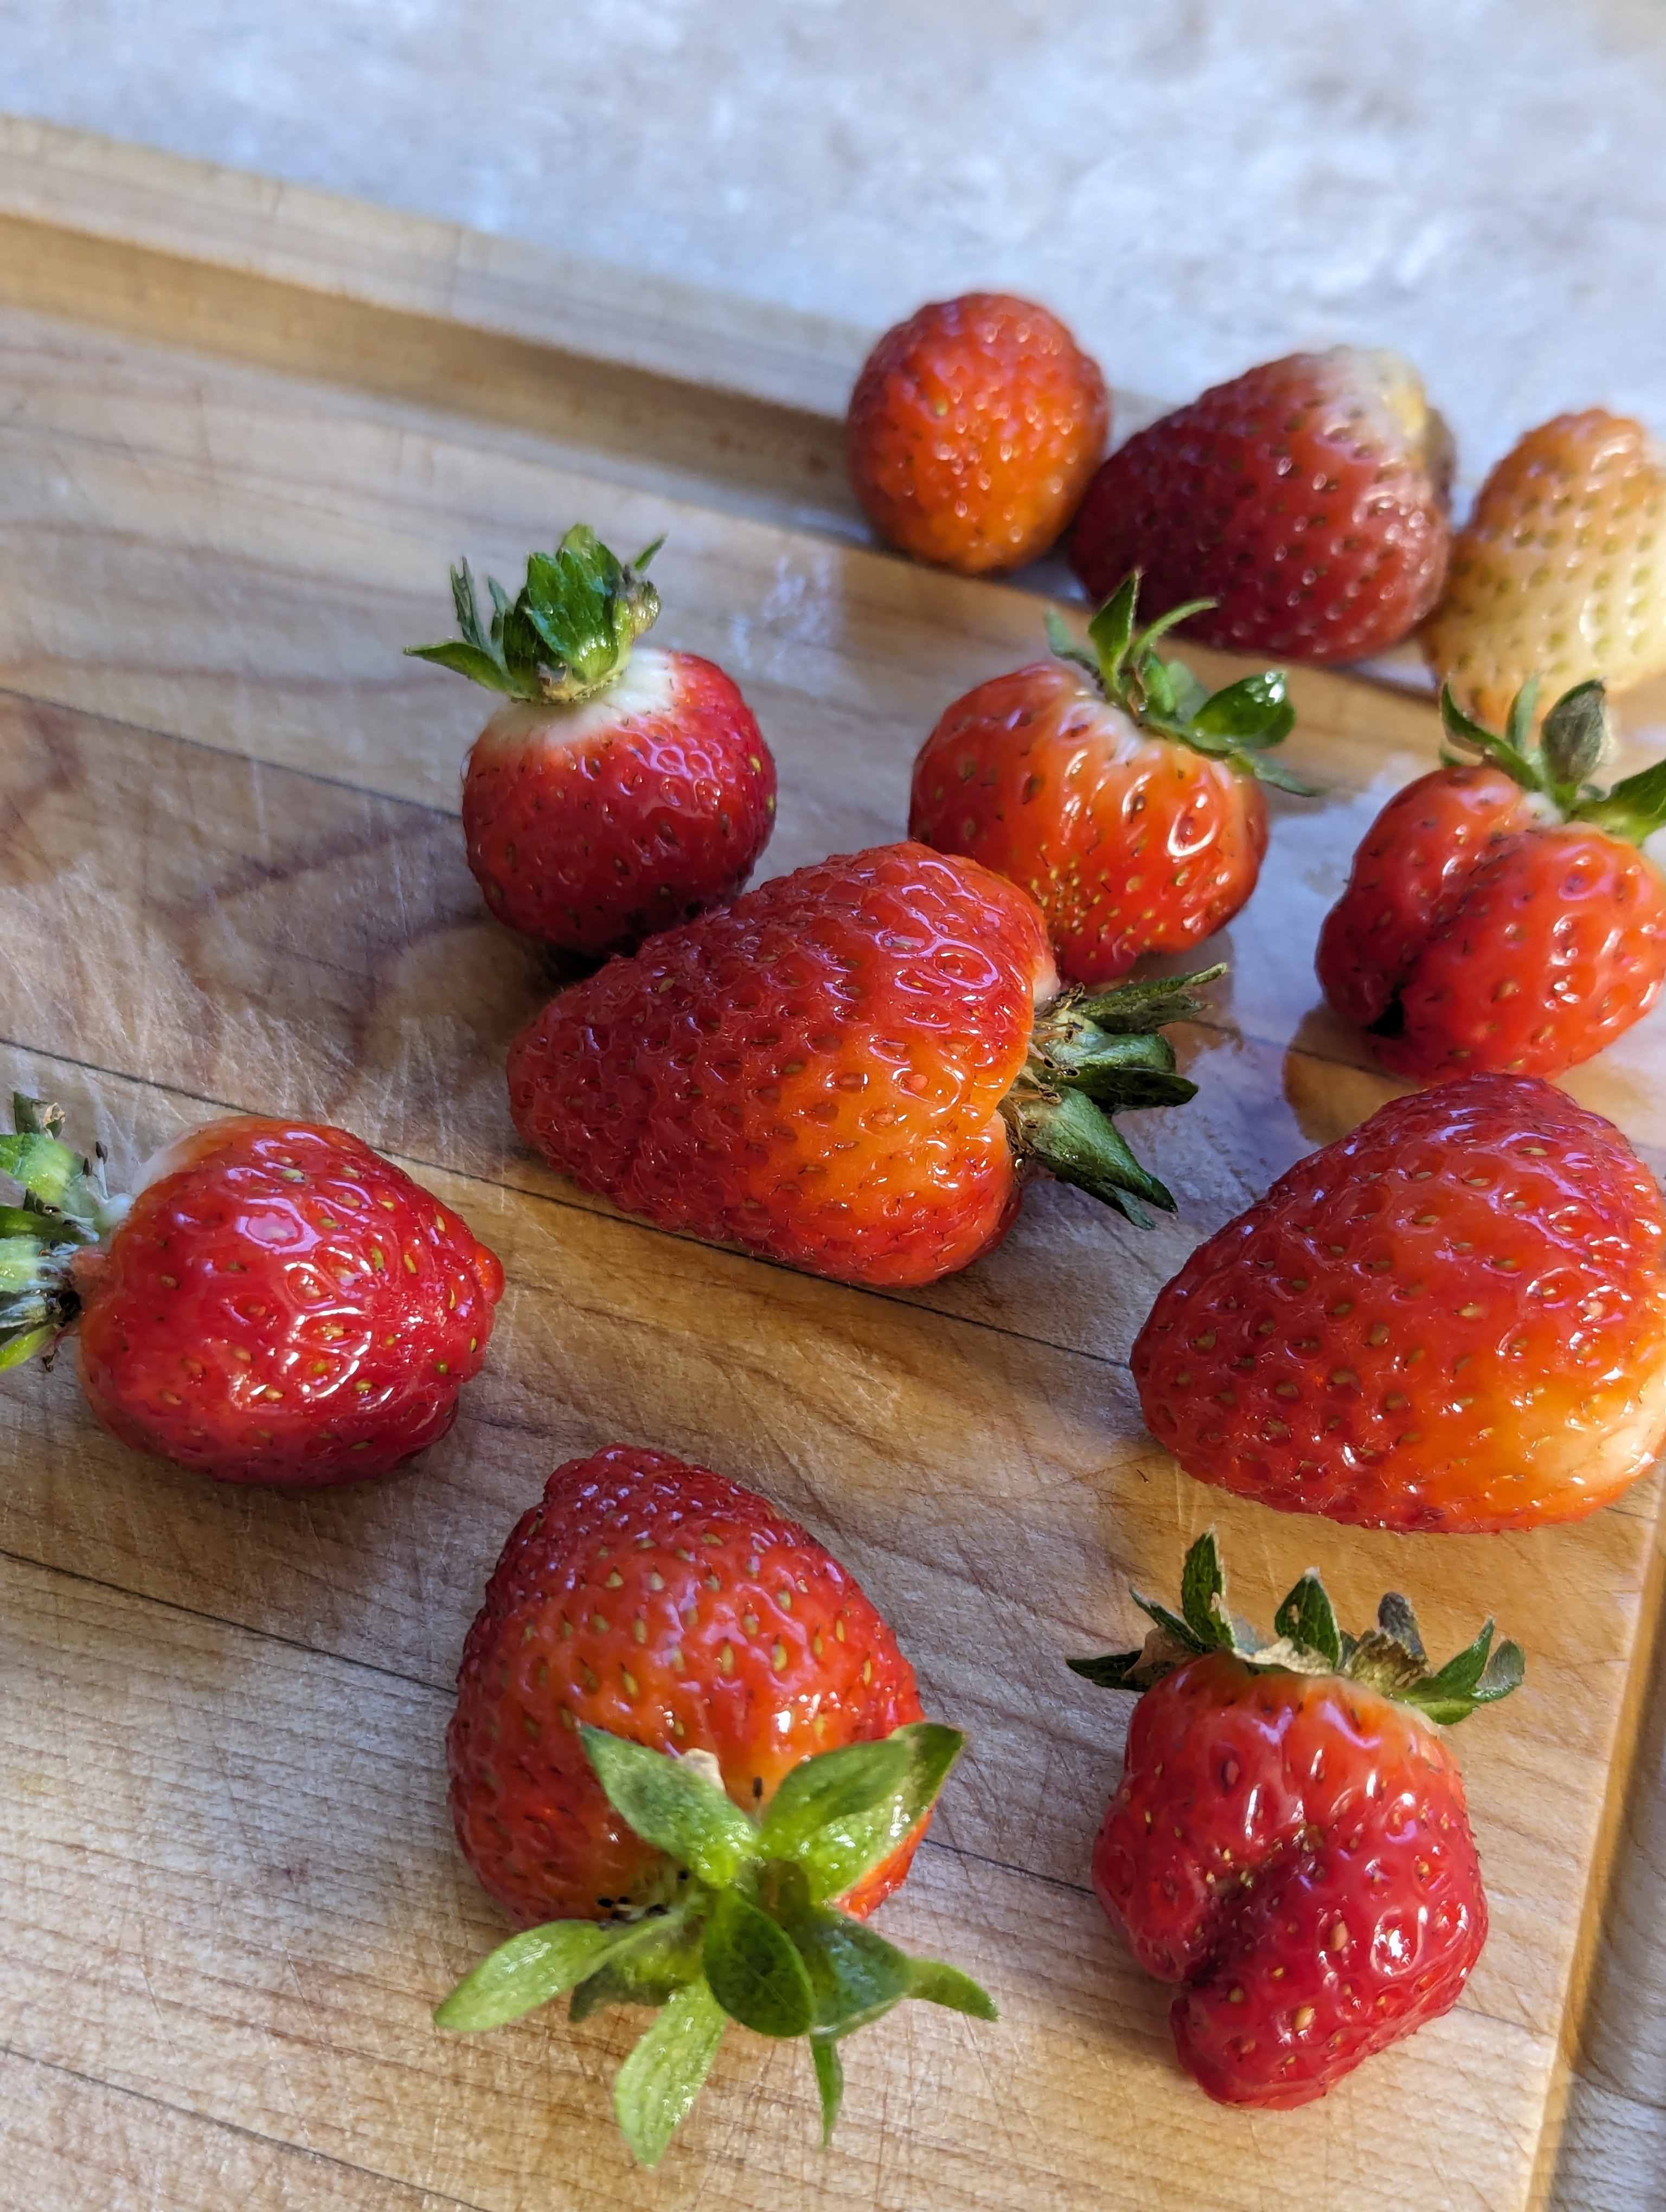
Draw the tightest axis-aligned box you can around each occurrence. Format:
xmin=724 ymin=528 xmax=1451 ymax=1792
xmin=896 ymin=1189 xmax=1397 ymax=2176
xmin=5 ymin=0 xmax=1665 ymax=480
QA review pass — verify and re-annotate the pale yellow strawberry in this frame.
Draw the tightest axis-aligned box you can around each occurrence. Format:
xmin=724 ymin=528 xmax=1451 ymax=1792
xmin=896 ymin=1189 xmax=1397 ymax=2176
xmin=1424 ymin=409 xmax=1666 ymax=724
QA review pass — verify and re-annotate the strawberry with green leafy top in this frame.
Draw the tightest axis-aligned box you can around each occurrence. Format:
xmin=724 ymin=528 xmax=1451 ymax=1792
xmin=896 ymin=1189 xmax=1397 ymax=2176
xmin=439 ymin=1445 xmax=994 ymax=2167
xmin=408 ymin=525 xmax=776 ymax=957
xmin=909 ymin=572 xmax=1313 ymax=987
xmin=1318 ymin=676 xmax=1666 ymax=1079
xmin=1073 ymin=1532 xmax=1521 ymax=2107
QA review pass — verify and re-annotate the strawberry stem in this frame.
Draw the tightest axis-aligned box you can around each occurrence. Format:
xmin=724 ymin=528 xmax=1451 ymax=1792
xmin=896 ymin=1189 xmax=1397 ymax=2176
xmin=1068 ymin=1530 xmax=1525 ymax=1724
xmin=406 ymin=524 xmax=662 ymax=705
xmin=1008 ymin=967 xmax=1224 ymax=1227
xmin=1441 ymin=673 xmax=1666 ymax=841
xmin=434 ymin=1721 xmax=994 ymax=2168
xmin=1050 ymin=574 xmax=1319 ymax=795
xmin=0 ymin=1095 xmax=127 ymax=1369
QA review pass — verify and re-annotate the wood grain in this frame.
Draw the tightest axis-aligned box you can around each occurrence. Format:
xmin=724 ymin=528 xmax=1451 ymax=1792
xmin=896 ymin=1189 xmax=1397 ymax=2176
xmin=3 ymin=120 xmax=1666 ymax=2212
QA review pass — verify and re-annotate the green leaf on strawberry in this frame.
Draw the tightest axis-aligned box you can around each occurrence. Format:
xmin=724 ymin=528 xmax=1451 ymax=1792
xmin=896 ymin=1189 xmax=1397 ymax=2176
xmin=1439 ymin=672 xmax=1666 ymax=842
xmin=0 ymin=1095 xmax=128 ymax=1367
xmin=435 ymin=1718 xmax=995 ymax=2169
xmin=1068 ymin=1531 xmax=1526 ymax=1722
xmin=407 ymin=524 xmax=662 ymax=705
xmin=1052 ymin=571 xmax=1319 ymax=795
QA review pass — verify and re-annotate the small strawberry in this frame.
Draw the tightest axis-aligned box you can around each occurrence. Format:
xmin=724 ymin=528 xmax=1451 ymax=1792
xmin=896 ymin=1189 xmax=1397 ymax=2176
xmin=1072 ymin=1531 xmax=1521 ymax=2108
xmin=846 ymin=293 xmax=1110 ymax=575
xmin=408 ymin=525 xmax=776 ymax=957
xmin=1131 ymin=1074 xmax=1666 ymax=1532
xmin=439 ymin=1445 xmax=994 ymax=2166
xmin=1424 ymin=409 xmax=1666 ymax=726
xmin=1071 ymin=348 xmax=1452 ymax=664
xmin=1318 ymin=678 xmax=1666 ymax=1079
xmin=909 ymin=572 xmax=1312 ymax=987
xmin=506 ymin=840 xmax=1219 ymax=1288
xmin=0 ymin=1097 xmax=503 ymax=1486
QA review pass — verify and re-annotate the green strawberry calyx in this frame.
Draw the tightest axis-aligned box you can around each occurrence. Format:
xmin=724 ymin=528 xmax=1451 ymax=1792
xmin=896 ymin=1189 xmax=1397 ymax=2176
xmin=1440 ymin=676 xmax=1666 ymax=845
xmin=0 ymin=1095 xmax=129 ymax=1371
xmin=1068 ymin=1529 xmax=1524 ymax=1726
xmin=1004 ymin=964 xmax=1224 ymax=1229
xmin=435 ymin=1721 xmax=995 ymax=2169
xmin=1048 ymin=571 xmax=1319 ymax=797
xmin=406 ymin=523 xmax=665 ymax=706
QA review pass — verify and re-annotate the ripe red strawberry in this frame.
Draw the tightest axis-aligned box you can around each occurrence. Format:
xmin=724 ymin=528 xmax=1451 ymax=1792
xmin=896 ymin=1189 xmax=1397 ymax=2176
xmin=1424 ymin=409 xmax=1666 ymax=726
xmin=1132 ymin=1074 xmax=1666 ymax=1532
xmin=846 ymin=293 xmax=1109 ymax=575
xmin=0 ymin=1098 xmax=503 ymax=1486
xmin=1072 ymin=1532 xmax=1521 ymax=2108
xmin=1318 ymin=678 xmax=1666 ymax=1079
xmin=507 ymin=841 xmax=1219 ymax=1288
xmin=909 ymin=573 xmax=1312 ymax=987
xmin=408 ymin=525 xmax=776 ymax=956
xmin=1071 ymin=348 xmax=1452 ymax=664
xmin=439 ymin=1445 xmax=995 ymax=2166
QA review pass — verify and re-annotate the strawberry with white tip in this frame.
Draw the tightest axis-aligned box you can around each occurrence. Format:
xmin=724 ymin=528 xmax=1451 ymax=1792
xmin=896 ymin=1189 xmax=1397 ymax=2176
xmin=409 ymin=525 xmax=777 ymax=958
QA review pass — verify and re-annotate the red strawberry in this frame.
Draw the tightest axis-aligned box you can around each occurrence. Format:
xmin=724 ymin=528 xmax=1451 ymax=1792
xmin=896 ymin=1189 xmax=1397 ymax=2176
xmin=1131 ymin=1074 xmax=1666 ymax=1532
xmin=846 ymin=293 xmax=1109 ymax=575
xmin=1318 ymin=678 xmax=1666 ymax=1080
xmin=439 ymin=1445 xmax=994 ymax=2166
xmin=506 ymin=840 xmax=1218 ymax=1288
xmin=408 ymin=525 xmax=776 ymax=956
xmin=1 ymin=1098 xmax=503 ymax=1486
xmin=1071 ymin=348 xmax=1452 ymax=664
xmin=1424 ymin=409 xmax=1666 ymax=726
xmin=909 ymin=573 xmax=1312 ymax=987
xmin=1072 ymin=1532 xmax=1521 ymax=2108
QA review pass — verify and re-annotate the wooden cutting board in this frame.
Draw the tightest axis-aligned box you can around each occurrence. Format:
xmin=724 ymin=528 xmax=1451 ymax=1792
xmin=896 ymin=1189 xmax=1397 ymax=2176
xmin=3 ymin=116 xmax=1665 ymax=2212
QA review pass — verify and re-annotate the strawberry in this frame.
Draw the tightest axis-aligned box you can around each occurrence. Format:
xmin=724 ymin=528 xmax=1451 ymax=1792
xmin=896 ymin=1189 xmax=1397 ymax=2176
xmin=0 ymin=1097 xmax=503 ymax=1486
xmin=1131 ymin=1074 xmax=1666 ymax=1533
xmin=1071 ymin=348 xmax=1452 ymax=664
xmin=1072 ymin=1532 xmax=1521 ymax=2108
xmin=505 ymin=840 xmax=1218 ymax=1288
xmin=439 ymin=1445 xmax=995 ymax=2166
xmin=408 ymin=525 xmax=776 ymax=957
xmin=909 ymin=573 xmax=1312 ymax=988
xmin=1424 ymin=409 xmax=1666 ymax=726
xmin=1318 ymin=678 xmax=1666 ymax=1080
xmin=845 ymin=293 xmax=1109 ymax=575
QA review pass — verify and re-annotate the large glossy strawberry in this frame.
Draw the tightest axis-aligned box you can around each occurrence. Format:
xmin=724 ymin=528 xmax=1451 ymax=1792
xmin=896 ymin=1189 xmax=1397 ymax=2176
xmin=507 ymin=841 xmax=1219 ymax=1288
xmin=0 ymin=1097 xmax=503 ymax=1486
xmin=1071 ymin=348 xmax=1451 ymax=664
xmin=408 ymin=525 xmax=776 ymax=956
xmin=847 ymin=293 xmax=1109 ymax=575
xmin=1132 ymin=1075 xmax=1666 ymax=1532
xmin=1072 ymin=1532 xmax=1521 ymax=2108
xmin=440 ymin=1445 xmax=994 ymax=2166
xmin=1424 ymin=410 xmax=1666 ymax=726
xmin=909 ymin=573 xmax=1312 ymax=987
xmin=1318 ymin=678 xmax=1666 ymax=1079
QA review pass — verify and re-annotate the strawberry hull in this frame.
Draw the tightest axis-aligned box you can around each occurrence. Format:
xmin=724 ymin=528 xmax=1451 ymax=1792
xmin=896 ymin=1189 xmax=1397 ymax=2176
xmin=464 ymin=646 xmax=776 ymax=956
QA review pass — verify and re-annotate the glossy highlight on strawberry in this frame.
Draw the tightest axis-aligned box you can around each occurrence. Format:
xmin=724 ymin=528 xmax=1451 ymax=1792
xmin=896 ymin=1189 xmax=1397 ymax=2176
xmin=508 ymin=841 xmax=1218 ymax=1287
xmin=1 ymin=1099 xmax=504 ymax=1486
xmin=1073 ymin=1533 xmax=1521 ymax=2107
xmin=1132 ymin=1075 xmax=1666 ymax=1532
